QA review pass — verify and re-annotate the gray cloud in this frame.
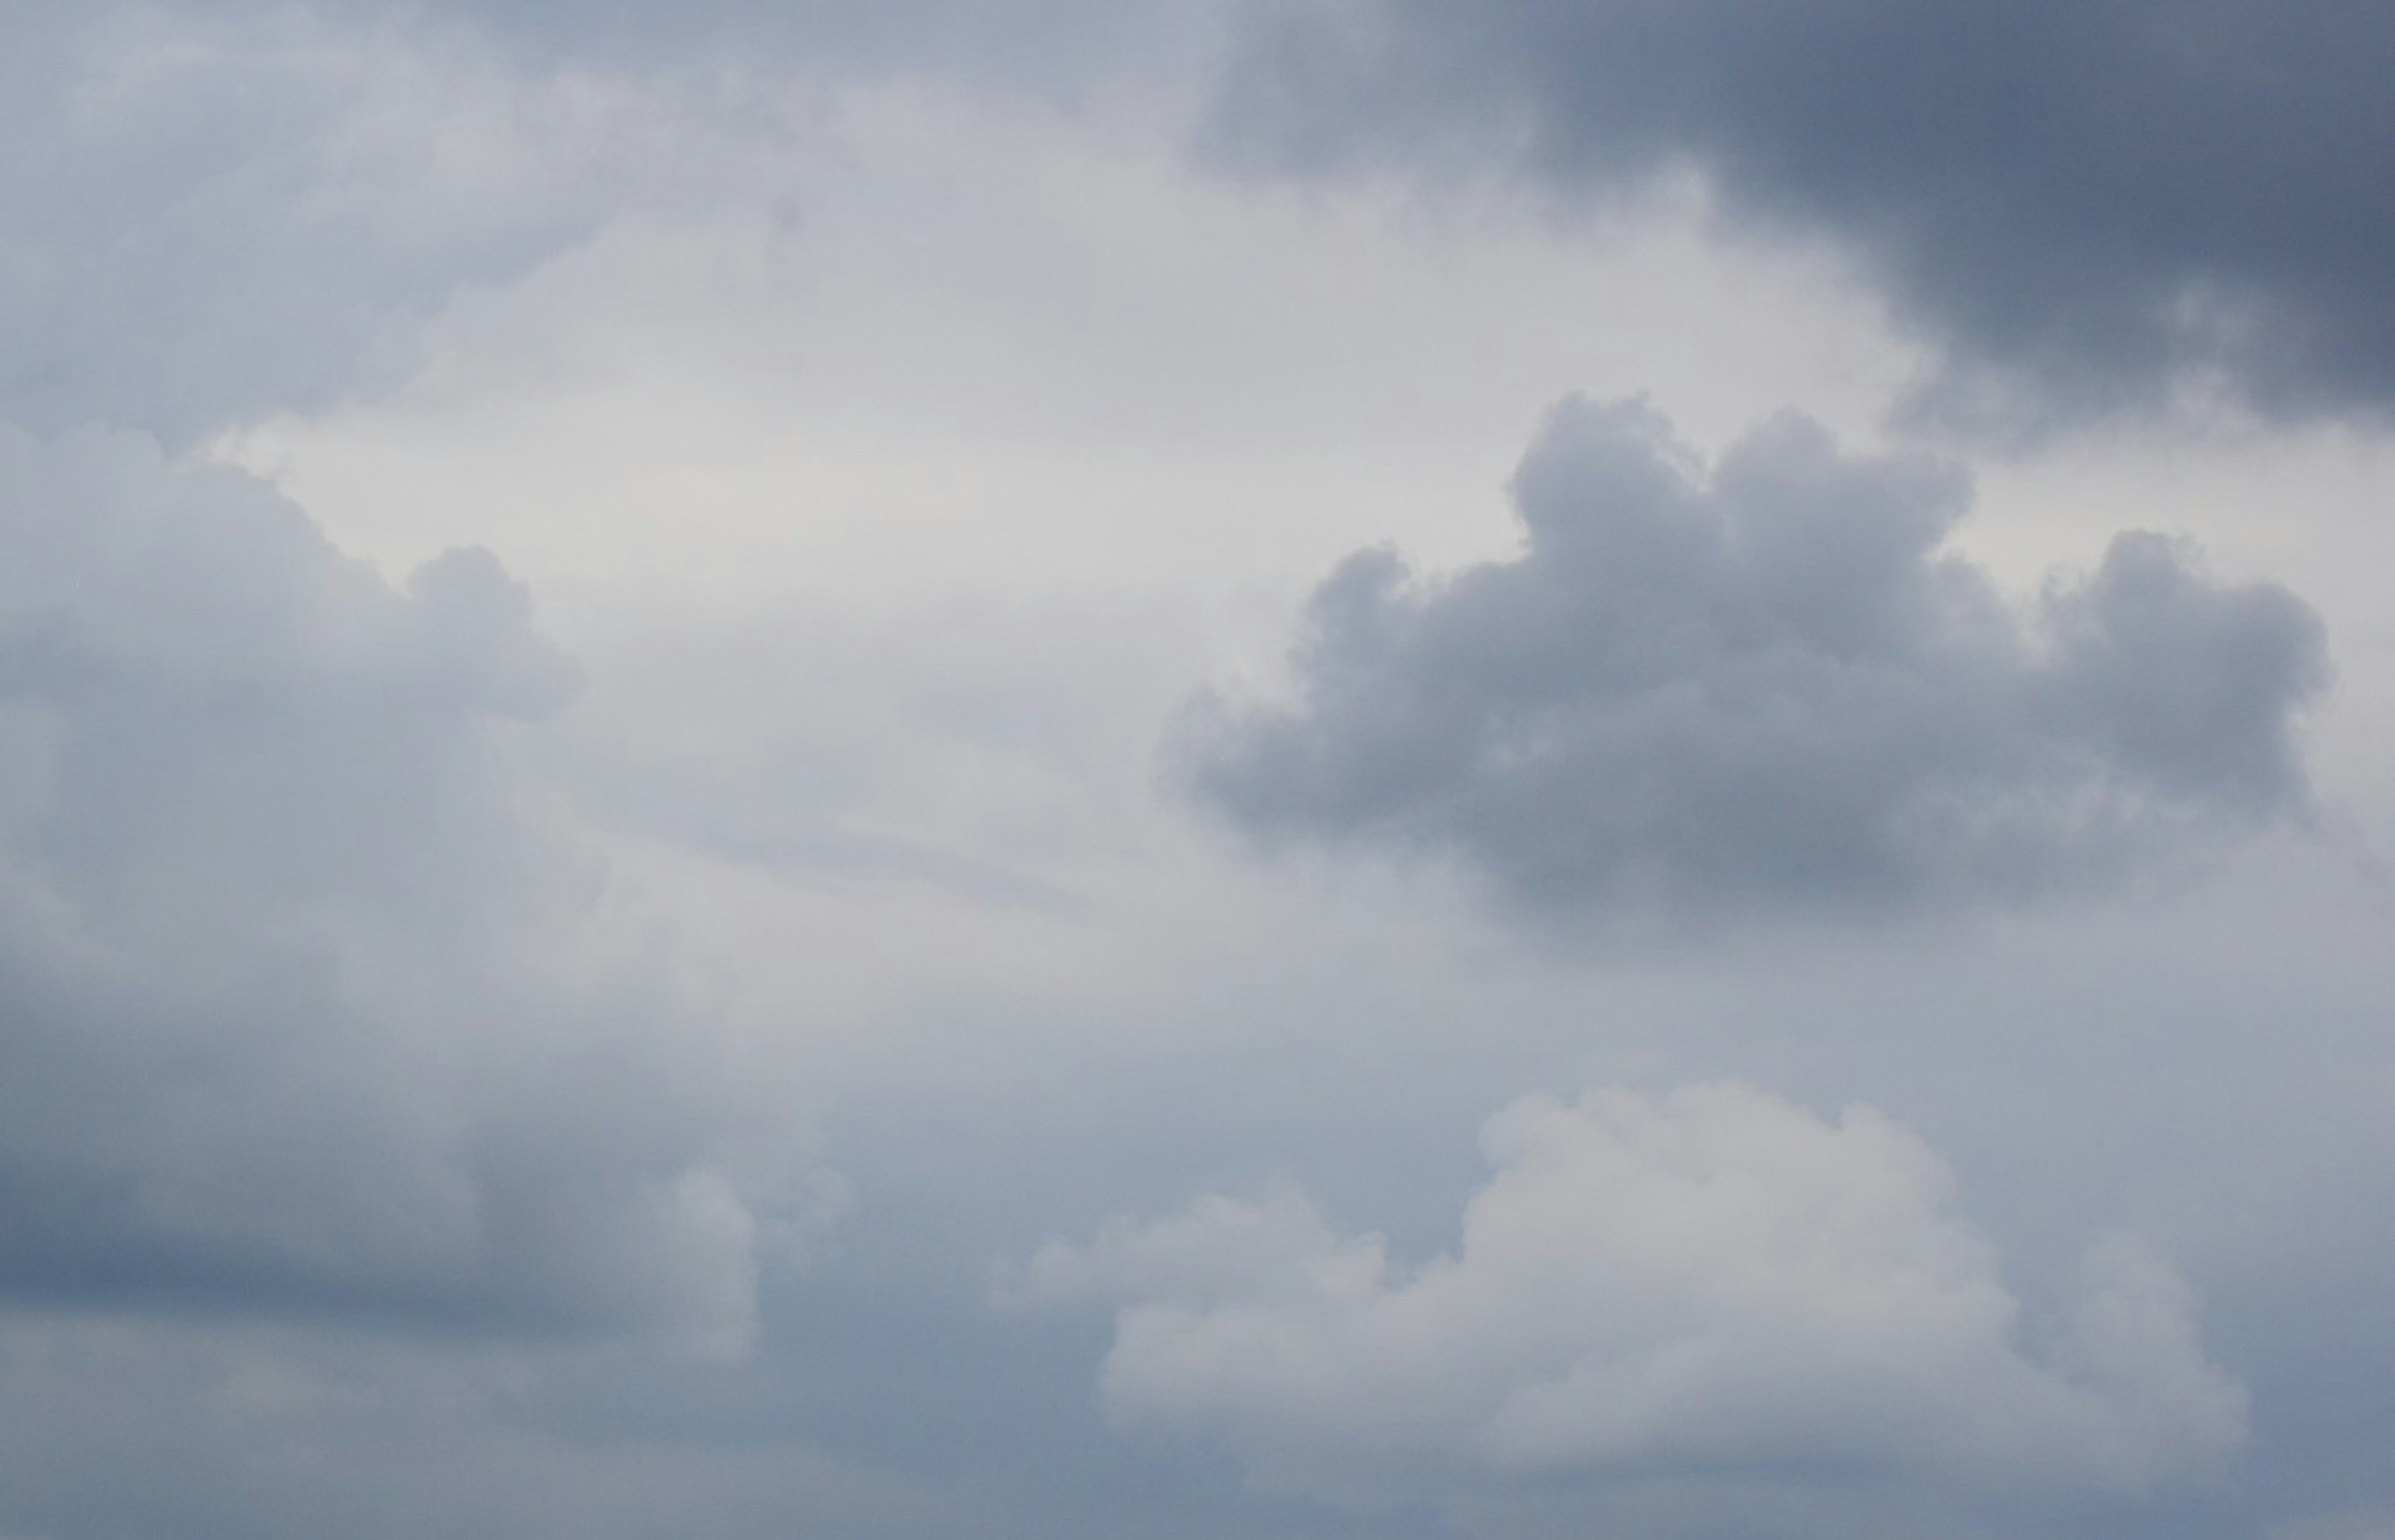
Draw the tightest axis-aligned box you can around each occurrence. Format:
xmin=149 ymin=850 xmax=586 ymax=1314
xmin=0 ymin=0 xmax=1221 ymax=449
xmin=1212 ymin=0 xmax=2395 ymax=427
xmin=358 ymin=0 xmax=1222 ymax=80
xmin=0 ymin=424 xmax=790 ymax=1340
xmin=1175 ymin=396 xmax=2327 ymax=923
xmin=0 ymin=3 xmax=813 ymax=445
xmin=0 ymin=1305 xmax=981 ymax=1540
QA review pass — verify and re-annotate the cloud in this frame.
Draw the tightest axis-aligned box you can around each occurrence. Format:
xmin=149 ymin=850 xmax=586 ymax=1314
xmin=1211 ymin=0 xmax=2395 ymax=427
xmin=0 ymin=1307 xmax=977 ymax=1540
xmin=0 ymin=0 xmax=1221 ymax=450
xmin=0 ymin=3 xmax=810 ymax=445
xmin=346 ymin=0 xmax=1221 ymax=81
xmin=0 ymin=423 xmax=801 ymax=1343
xmin=1009 ymin=1082 xmax=2248 ymax=1504
xmin=1174 ymin=395 xmax=2326 ymax=924
xmin=2276 ymin=1512 xmax=2395 ymax=1540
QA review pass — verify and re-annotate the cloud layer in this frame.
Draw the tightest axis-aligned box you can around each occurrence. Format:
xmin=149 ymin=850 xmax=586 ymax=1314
xmin=1177 ymin=397 xmax=2326 ymax=923
xmin=0 ymin=424 xmax=780 ymax=1341
xmin=1014 ymin=1082 xmax=2248 ymax=1503
xmin=0 ymin=4 xmax=808 ymax=445
xmin=1214 ymin=0 xmax=2395 ymax=425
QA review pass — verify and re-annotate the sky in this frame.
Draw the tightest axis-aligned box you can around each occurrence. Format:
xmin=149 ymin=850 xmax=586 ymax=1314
xmin=4 ymin=3 xmax=2395 ymax=1537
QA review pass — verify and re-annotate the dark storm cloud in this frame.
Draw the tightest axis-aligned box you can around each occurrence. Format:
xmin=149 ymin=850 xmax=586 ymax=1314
xmin=0 ymin=424 xmax=772 ymax=1338
xmin=1212 ymin=0 xmax=2395 ymax=426
xmin=1176 ymin=397 xmax=2327 ymax=921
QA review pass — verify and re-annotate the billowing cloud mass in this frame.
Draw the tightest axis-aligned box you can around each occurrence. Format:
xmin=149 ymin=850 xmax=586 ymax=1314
xmin=0 ymin=424 xmax=785 ymax=1342
xmin=1213 ymin=0 xmax=2395 ymax=425
xmin=1010 ymin=1082 xmax=2248 ymax=1503
xmin=3 ymin=4 xmax=2392 ymax=1538
xmin=1178 ymin=397 xmax=2326 ymax=922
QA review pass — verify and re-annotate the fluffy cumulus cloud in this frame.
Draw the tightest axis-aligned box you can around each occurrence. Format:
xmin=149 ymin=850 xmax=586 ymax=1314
xmin=1010 ymin=1082 xmax=2248 ymax=1504
xmin=0 ymin=424 xmax=790 ymax=1343
xmin=1212 ymin=0 xmax=2395 ymax=425
xmin=1176 ymin=396 xmax=2326 ymax=923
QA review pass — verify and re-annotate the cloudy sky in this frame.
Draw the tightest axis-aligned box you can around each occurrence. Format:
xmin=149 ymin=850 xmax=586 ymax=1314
xmin=6 ymin=3 xmax=2395 ymax=1536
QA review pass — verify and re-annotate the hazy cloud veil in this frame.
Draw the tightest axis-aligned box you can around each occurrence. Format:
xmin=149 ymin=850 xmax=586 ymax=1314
xmin=0 ymin=2 xmax=2389 ymax=1538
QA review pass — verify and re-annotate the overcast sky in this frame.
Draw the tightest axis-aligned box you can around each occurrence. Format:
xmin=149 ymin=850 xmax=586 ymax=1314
xmin=6 ymin=4 xmax=2395 ymax=1538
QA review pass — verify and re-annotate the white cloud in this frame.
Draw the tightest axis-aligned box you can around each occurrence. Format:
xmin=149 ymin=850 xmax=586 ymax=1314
xmin=1011 ymin=1082 xmax=2246 ymax=1503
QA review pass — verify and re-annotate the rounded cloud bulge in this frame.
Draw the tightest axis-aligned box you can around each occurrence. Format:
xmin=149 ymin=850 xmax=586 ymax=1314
xmin=0 ymin=424 xmax=797 ymax=1345
xmin=1006 ymin=1081 xmax=2248 ymax=1508
xmin=1174 ymin=395 xmax=2329 ymax=927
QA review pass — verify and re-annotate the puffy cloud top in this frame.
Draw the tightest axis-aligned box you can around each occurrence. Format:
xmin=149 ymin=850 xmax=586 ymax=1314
xmin=1012 ymin=1082 xmax=2248 ymax=1503
xmin=1176 ymin=397 xmax=2326 ymax=924
xmin=0 ymin=425 xmax=776 ymax=1342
